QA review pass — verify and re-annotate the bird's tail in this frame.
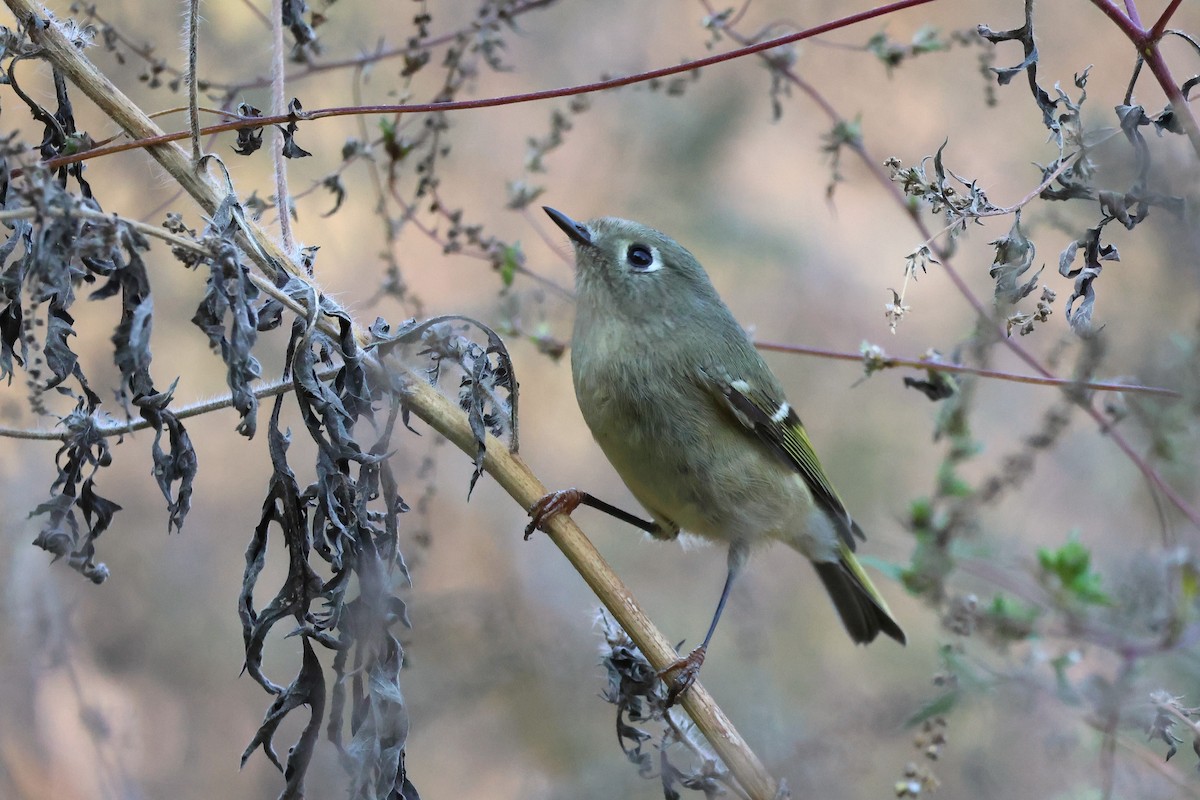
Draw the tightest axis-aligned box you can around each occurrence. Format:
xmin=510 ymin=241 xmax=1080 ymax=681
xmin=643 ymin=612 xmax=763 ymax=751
xmin=812 ymin=547 xmax=906 ymax=645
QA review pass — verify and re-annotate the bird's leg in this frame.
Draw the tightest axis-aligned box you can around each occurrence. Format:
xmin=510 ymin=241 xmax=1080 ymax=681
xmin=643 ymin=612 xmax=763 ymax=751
xmin=524 ymin=488 xmax=669 ymax=540
xmin=659 ymin=562 xmax=738 ymax=706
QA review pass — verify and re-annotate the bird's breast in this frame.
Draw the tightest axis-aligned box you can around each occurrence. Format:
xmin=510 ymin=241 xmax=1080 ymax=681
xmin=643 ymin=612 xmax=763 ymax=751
xmin=570 ymin=344 xmax=827 ymax=554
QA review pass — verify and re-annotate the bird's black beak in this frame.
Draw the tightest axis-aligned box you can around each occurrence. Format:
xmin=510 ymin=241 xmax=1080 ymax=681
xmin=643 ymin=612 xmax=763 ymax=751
xmin=543 ymin=206 xmax=592 ymax=246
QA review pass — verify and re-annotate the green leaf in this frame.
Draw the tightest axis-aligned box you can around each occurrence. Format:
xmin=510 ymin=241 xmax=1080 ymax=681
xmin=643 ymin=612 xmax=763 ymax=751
xmin=908 ymin=496 xmax=933 ymax=528
xmin=499 ymin=242 xmax=522 ymax=287
xmin=1037 ymin=534 xmax=1110 ymax=605
xmin=988 ymin=593 xmax=1038 ymax=622
xmin=985 ymin=593 xmax=1040 ymax=640
xmin=379 ymin=117 xmax=397 ymax=141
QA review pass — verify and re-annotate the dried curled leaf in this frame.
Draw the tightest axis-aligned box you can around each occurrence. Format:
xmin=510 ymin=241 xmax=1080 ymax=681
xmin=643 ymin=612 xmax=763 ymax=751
xmin=29 ymin=400 xmax=119 ymax=584
xmin=240 ymin=316 xmax=418 ymax=800
xmin=1058 ymin=226 xmax=1118 ymax=335
xmin=1 ymin=161 xmax=198 ymax=570
xmin=371 ymin=314 xmax=520 ymax=494
xmin=596 ymin=612 xmax=733 ymax=799
xmin=988 ymin=213 xmax=1043 ymax=306
xmin=191 ymin=235 xmax=264 ymax=438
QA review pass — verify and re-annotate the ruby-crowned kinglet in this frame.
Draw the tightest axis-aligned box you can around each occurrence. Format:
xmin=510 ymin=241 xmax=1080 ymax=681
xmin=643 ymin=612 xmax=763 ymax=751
xmin=529 ymin=207 xmax=905 ymax=696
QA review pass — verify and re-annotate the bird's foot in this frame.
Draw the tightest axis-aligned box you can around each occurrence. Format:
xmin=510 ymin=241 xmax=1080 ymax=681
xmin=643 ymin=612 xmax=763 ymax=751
xmin=658 ymin=644 xmax=707 ymax=706
xmin=524 ymin=488 xmax=583 ymax=540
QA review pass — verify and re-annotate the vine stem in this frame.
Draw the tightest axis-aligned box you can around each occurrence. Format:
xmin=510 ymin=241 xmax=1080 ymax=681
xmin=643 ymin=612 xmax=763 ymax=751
xmin=183 ymin=0 xmax=200 ymax=161
xmin=269 ymin=0 xmax=295 ymax=255
xmin=754 ymin=341 xmax=1181 ymax=399
xmin=1148 ymin=0 xmax=1183 ymax=40
xmin=42 ymin=0 xmax=941 ymax=171
xmin=0 ymin=371 xmax=319 ymax=440
xmin=1090 ymin=0 xmax=1200 ymax=157
xmin=5 ymin=1 xmax=782 ymax=796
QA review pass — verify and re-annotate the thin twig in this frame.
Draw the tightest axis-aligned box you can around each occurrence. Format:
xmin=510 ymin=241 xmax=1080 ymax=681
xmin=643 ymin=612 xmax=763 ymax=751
xmin=72 ymin=0 xmax=530 ymax=93
xmin=1090 ymin=0 xmax=1200 ymax=157
xmin=754 ymin=341 xmax=1181 ymax=399
xmin=270 ymin=0 xmax=294 ymax=256
xmin=0 ymin=205 xmax=204 ymax=252
xmin=184 ymin=0 xmax=200 ymax=162
xmin=1111 ymin=731 xmax=1200 ymax=797
xmin=912 ymin=150 xmax=1089 ymax=254
xmin=0 ymin=372 xmax=319 ymax=440
xmin=1149 ymin=0 xmax=1184 ymax=41
xmin=42 ymin=0 xmax=942 ymax=172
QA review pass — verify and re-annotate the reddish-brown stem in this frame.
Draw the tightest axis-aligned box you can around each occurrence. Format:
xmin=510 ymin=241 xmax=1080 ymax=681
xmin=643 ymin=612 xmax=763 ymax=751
xmin=1091 ymin=0 xmax=1143 ymax=36
xmin=1122 ymin=0 xmax=1144 ymax=29
xmin=1149 ymin=0 xmax=1184 ymax=40
xmin=1138 ymin=42 xmax=1200 ymax=156
xmin=40 ymin=0 xmax=939 ymax=171
xmin=1089 ymin=0 xmax=1200 ymax=157
xmin=753 ymin=341 xmax=1181 ymax=399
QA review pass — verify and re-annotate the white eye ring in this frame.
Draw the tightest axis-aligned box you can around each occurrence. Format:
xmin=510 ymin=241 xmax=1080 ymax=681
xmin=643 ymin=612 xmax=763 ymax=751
xmin=626 ymin=243 xmax=661 ymax=272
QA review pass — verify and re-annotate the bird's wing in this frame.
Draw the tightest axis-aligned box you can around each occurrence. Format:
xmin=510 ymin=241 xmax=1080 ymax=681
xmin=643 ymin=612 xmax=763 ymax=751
xmin=697 ymin=366 xmax=862 ymax=549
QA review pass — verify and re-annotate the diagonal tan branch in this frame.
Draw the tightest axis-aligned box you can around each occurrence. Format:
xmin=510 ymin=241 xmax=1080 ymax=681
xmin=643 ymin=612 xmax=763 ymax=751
xmin=5 ymin=2 xmax=782 ymax=797
xmin=398 ymin=377 xmax=782 ymax=799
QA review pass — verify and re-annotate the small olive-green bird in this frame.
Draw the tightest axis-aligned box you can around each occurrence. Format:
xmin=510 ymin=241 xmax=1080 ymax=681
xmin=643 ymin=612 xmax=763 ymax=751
xmin=529 ymin=207 xmax=904 ymax=694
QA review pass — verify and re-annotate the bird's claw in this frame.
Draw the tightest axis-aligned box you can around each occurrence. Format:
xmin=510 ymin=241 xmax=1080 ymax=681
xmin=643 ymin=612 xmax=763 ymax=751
xmin=659 ymin=644 xmax=707 ymax=706
xmin=524 ymin=488 xmax=583 ymax=540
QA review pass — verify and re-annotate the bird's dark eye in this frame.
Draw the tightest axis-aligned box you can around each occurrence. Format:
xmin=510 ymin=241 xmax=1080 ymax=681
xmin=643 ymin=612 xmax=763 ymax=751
xmin=626 ymin=243 xmax=654 ymax=271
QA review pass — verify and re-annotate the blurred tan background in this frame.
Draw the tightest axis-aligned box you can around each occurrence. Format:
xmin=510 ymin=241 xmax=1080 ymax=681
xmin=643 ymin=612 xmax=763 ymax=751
xmin=2 ymin=0 xmax=1200 ymax=798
